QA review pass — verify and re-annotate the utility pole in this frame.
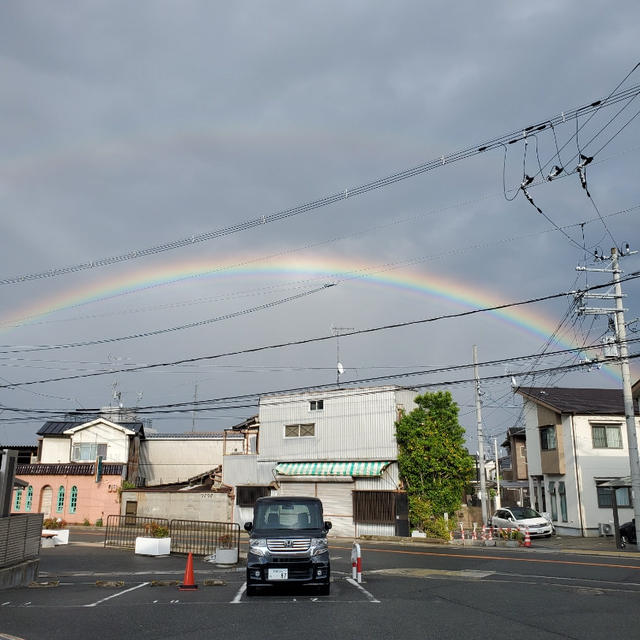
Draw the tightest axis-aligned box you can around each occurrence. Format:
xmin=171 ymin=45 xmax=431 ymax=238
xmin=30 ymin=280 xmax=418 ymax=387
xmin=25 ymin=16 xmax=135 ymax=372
xmin=494 ymin=437 xmax=502 ymax=510
xmin=474 ymin=345 xmax=488 ymax=524
xmin=577 ymin=246 xmax=640 ymax=547
xmin=192 ymin=382 xmax=198 ymax=433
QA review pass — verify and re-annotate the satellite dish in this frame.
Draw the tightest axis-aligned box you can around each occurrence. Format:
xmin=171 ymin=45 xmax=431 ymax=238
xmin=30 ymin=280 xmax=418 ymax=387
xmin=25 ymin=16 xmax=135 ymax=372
xmin=337 ymin=362 xmax=344 ymax=375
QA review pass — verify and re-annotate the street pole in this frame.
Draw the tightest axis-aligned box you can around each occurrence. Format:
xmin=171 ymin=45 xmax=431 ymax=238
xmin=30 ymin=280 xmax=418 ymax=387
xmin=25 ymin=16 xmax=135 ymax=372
xmin=474 ymin=345 xmax=488 ymax=524
xmin=611 ymin=248 xmax=640 ymax=547
xmin=494 ymin=437 xmax=502 ymax=510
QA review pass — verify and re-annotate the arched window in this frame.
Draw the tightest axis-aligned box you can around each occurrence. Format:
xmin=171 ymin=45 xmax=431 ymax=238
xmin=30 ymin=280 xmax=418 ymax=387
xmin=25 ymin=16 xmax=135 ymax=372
xmin=56 ymin=486 xmax=65 ymax=513
xmin=14 ymin=489 xmax=23 ymax=511
xmin=69 ymin=486 xmax=78 ymax=514
xmin=25 ymin=486 xmax=33 ymax=511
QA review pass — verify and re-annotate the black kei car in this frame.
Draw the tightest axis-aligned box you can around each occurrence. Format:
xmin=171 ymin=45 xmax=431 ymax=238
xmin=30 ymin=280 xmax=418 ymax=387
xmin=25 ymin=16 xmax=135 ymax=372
xmin=244 ymin=496 xmax=332 ymax=596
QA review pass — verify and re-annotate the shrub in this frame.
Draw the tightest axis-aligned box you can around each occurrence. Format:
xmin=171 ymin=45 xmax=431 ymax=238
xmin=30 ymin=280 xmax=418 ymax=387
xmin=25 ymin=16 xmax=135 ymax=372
xmin=408 ymin=496 xmax=452 ymax=540
xmin=95 ymin=518 xmax=103 ymax=527
xmin=83 ymin=518 xmax=90 ymax=526
xmin=43 ymin=518 xmax=67 ymax=530
xmin=143 ymin=522 xmax=169 ymax=538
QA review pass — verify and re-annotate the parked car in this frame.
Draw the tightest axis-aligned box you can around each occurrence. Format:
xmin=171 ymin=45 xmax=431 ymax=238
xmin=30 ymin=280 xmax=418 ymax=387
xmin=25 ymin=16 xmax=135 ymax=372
xmin=244 ymin=496 xmax=332 ymax=596
xmin=619 ymin=519 xmax=637 ymax=545
xmin=489 ymin=506 xmax=554 ymax=537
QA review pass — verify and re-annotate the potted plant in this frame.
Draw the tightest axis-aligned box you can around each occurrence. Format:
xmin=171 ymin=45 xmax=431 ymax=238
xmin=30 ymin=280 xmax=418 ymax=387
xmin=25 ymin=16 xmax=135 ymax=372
xmin=215 ymin=532 xmax=238 ymax=565
xmin=134 ymin=521 xmax=171 ymax=556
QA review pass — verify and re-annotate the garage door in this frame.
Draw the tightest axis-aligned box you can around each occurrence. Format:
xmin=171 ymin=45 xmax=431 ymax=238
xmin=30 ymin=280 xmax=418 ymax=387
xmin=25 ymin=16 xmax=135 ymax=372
xmin=278 ymin=482 xmax=316 ymax=498
xmin=316 ymin=482 xmax=354 ymax=537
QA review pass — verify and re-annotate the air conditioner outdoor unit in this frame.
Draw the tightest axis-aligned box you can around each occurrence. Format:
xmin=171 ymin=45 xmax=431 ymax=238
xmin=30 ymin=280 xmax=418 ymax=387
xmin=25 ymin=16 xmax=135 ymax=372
xmin=598 ymin=522 xmax=614 ymax=536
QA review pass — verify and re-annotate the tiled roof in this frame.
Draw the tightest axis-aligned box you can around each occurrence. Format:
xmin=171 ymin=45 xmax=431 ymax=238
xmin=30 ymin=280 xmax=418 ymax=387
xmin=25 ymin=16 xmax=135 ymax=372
xmin=37 ymin=420 xmax=144 ymax=436
xmin=145 ymin=432 xmax=241 ymax=439
xmin=517 ymin=387 xmax=636 ymax=415
xmin=16 ymin=462 xmax=124 ymax=476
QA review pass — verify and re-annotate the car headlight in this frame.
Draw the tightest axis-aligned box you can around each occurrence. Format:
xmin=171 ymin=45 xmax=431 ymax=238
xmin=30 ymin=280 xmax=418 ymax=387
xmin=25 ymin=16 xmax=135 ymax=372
xmin=249 ymin=538 xmax=268 ymax=557
xmin=310 ymin=538 xmax=328 ymax=556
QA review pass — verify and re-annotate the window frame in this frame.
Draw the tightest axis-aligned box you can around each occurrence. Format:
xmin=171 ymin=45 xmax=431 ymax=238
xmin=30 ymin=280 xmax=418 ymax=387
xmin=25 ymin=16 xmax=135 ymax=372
xmin=25 ymin=486 xmax=33 ymax=512
xmin=236 ymin=485 xmax=271 ymax=508
xmin=540 ymin=426 xmax=557 ymax=451
xmin=309 ymin=399 xmax=324 ymax=411
xmin=283 ymin=423 xmax=316 ymax=438
xmin=558 ymin=481 xmax=568 ymax=522
xmin=71 ymin=442 xmax=108 ymax=462
xmin=69 ymin=486 xmax=78 ymax=514
xmin=14 ymin=488 xmax=23 ymax=511
xmin=56 ymin=485 xmax=65 ymax=513
xmin=591 ymin=423 xmax=623 ymax=449
xmin=549 ymin=480 xmax=558 ymax=521
xmin=596 ymin=481 xmax=632 ymax=508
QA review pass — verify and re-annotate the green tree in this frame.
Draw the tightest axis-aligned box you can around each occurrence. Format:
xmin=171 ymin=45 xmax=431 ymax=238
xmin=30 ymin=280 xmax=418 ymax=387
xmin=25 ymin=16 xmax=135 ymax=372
xmin=395 ymin=391 xmax=474 ymax=522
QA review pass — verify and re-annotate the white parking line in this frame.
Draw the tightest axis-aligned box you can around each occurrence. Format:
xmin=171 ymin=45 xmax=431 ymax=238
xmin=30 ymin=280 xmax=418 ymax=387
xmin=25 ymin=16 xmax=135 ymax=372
xmin=83 ymin=581 xmax=149 ymax=607
xmin=231 ymin=582 xmax=246 ymax=603
xmin=346 ymin=578 xmax=380 ymax=603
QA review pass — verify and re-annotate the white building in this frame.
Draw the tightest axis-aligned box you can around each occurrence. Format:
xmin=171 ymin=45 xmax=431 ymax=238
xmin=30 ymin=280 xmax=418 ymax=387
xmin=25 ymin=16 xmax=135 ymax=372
xmin=517 ymin=385 xmax=640 ymax=537
xmin=223 ymin=386 xmax=418 ymax=536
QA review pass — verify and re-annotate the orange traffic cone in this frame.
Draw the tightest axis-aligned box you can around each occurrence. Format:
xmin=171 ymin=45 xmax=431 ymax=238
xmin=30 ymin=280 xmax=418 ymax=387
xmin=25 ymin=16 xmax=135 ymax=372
xmin=179 ymin=552 xmax=198 ymax=590
xmin=523 ymin=527 xmax=531 ymax=548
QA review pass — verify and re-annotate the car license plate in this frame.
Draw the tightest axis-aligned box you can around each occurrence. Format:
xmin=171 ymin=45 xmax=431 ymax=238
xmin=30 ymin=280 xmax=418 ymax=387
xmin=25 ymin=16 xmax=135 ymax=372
xmin=268 ymin=568 xmax=288 ymax=580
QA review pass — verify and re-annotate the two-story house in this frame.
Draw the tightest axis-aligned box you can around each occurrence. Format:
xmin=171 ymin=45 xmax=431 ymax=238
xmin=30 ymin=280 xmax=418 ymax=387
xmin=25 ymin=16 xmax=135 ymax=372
xmin=11 ymin=408 xmax=146 ymax=525
xmin=517 ymin=386 xmax=640 ymax=536
xmin=224 ymin=385 xmax=418 ymax=537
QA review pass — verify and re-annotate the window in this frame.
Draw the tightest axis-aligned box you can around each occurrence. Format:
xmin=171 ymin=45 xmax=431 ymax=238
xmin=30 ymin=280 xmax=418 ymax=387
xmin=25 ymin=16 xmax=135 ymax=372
xmin=309 ymin=399 xmax=324 ymax=411
xmin=72 ymin=443 xmax=107 ymax=462
xmin=236 ymin=486 xmax=271 ymax=508
xmin=596 ymin=481 xmax=632 ymax=508
xmin=69 ymin=486 xmax=78 ymax=514
xmin=56 ymin=486 xmax=65 ymax=513
xmin=284 ymin=423 xmax=315 ymax=438
xmin=25 ymin=486 xmax=33 ymax=511
xmin=353 ymin=491 xmax=396 ymax=524
xmin=549 ymin=481 xmax=558 ymax=521
xmin=540 ymin=426 xmax=556 ymax=450
xmin=558 ymin=481 xmax=567 ymax=522
xmin=519 ymin=445 xmax=527 ymax=461
xmin=14 ymin=489 xmax=23 ymax=511
xmin=591 ymin=424 xmax=623 ymax=449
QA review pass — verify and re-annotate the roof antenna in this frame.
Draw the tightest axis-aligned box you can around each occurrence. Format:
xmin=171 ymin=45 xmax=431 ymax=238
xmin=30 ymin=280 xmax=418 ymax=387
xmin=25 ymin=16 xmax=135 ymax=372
xmin=331 ymin=325 xmax=353 ymax=386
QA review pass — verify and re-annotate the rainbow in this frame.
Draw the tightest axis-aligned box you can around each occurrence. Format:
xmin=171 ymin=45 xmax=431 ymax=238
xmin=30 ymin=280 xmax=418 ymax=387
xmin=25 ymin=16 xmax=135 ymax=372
xmin=1 ymin=255 xmax=623 ymax=381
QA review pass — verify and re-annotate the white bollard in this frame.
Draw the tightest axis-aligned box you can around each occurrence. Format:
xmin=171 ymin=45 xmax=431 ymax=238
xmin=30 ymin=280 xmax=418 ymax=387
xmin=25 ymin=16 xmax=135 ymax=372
xmin=351 ymin=541 xmax=362 ymax=583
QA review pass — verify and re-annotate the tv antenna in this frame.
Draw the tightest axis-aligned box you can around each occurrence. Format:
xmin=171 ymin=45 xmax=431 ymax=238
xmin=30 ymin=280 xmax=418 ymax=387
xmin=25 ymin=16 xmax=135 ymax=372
xmin=331 ymin=325 xmax=353 ymax=386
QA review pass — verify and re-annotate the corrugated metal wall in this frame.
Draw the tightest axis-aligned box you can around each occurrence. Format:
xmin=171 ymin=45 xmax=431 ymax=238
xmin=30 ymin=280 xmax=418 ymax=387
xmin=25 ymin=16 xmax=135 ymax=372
xmin=0 ymin=513 xmax=43 ymax=569
xmin=259 ymin=387 xmax=400 ymax=462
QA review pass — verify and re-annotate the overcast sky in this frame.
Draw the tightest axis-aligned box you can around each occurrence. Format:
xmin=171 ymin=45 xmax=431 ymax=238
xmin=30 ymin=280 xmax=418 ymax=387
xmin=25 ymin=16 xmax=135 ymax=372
xmin=1 ymin=2 xmax=639 ymax=450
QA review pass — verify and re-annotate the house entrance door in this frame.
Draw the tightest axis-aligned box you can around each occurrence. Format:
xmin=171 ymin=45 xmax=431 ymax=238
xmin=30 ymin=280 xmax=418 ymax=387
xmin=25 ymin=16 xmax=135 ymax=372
xmin=125 ymin=500 xmax=138 ymax=525
xmin=395 ymin=492 xmax=409 ymax=537
xmin=40 ymin=486 xmax=52 ymax=517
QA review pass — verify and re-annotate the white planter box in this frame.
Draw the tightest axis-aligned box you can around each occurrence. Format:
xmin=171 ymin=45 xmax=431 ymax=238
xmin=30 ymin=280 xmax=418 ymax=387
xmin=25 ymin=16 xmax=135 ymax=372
xmin=215 ymin=547 xmax=238 ymax=565
xmin=42 ymin=529 xmax=69 ymax=545
xmin=135 ymin=536 xmax=171 ymax=556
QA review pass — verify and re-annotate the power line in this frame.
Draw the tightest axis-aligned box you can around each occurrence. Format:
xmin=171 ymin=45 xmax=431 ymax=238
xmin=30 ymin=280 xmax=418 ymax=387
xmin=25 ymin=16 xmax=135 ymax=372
xmin=3 ymin=350 xmax=639 ymax=417
xmin=1 ymin=272 xmax=638 ymax=390
xmin=0 ymin=283 xmax=335 ymax=354
xmin=2 ymin=83 xmax=639 ymax=287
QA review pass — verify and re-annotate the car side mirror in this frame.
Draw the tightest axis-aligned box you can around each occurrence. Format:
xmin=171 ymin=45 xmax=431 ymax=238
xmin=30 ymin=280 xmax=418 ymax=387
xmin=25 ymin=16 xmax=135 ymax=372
xmin=324 ymin=521 xmax=332 ymax=531
xmin=244 ymin=522 xmax=253 ymax=532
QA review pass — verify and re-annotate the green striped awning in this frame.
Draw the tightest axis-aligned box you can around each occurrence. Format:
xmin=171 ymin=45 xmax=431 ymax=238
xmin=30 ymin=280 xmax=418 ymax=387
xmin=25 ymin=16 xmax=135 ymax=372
xmin=275 ymin=461 xmax=392 ymax=477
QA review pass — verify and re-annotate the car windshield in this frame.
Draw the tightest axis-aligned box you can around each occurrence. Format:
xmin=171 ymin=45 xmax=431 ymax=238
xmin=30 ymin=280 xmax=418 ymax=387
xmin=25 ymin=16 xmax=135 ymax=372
xmin=510 ymin=507 xmax=541 ymax=520
xmin=254 ymin=500 xmax=323 ymax=530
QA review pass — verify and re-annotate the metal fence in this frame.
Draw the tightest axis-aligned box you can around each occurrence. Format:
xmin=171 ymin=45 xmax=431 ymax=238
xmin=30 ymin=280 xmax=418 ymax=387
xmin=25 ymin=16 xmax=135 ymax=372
xmin=0 ymin=513 xmax=43 ymax=569
xmin=104 ymin=515 xmax=240 ymax=556
xmin=104 ymin=515 xmax=169 ymax=549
